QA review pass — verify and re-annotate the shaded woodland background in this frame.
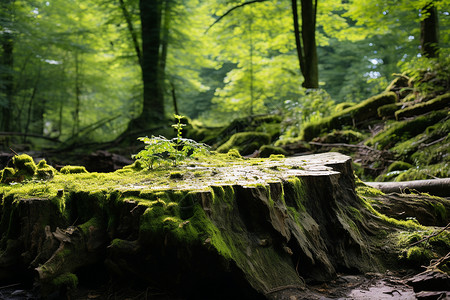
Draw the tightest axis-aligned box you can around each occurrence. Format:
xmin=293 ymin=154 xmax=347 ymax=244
xmin=0 ymin=0 xmax=449 ymax=154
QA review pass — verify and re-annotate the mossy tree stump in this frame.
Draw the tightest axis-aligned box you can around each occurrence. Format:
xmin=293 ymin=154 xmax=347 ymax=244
xmin=0 ymin=152 xmax=448 ymax=298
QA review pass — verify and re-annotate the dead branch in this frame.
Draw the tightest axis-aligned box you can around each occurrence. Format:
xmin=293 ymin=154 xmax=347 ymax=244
xmin=205 ymin=0 xmax=269 ymax=33
xmin=308 ymin=141 xmax=379 ymax=152
xmin=409 ymin=223 xmax=450 ymax=247
xmin=365 ymin=178 xmax=450 ymax=197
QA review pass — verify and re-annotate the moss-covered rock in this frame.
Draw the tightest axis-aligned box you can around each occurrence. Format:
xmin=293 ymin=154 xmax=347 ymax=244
xmin=387 ymin=161 xmax=413 ymax=173
xmin=313 ymin=130 xmax=365 ymax=145
xmin=366 ymin=110 xmax=448 ymax=149
xmin=216 ymin=132 xmax=271 ymax=155
xmin=60 ymin=165 xmax=89 ymax=174
xmin=395 ymin=93 xmax=450 ymax=120
xmin=259 ymin=145 xmax=288 ymax=158
xmin=301 ymin=92 xmax=397 ymax=141
xmin=377 ymin=103 xmax=403 ymax=119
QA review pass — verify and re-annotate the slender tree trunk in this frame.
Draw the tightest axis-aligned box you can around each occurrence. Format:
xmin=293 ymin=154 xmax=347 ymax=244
xmin=300 ymin=0 xmax=319 ymax=88
xmin=23 ymin=64 xmax=42 ymax=141
xmin=291 ymin=0 xmax=305 ymax=78
xmin=159 ymin=0 xmax=170 ymax=111
xmin=420 ymin=2 xmax=439 ymax=58
xmin=249 ymin=9 xmax=254 ymax=116
xmin=119 ymin=0 xmax=142 ymax=66
xmin=73 ymin=52 xmax=81 ymax=136
xmin=170 ymin=81 xmax=179 ymax=116
xmin=137 ymin=0 xmax=164 ymax=127
xmin=0 ymin=0 xmax=15 ymax=132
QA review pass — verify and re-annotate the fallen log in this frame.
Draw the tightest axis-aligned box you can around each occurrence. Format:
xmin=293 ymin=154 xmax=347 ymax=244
xmin=365 ymin=178 xmax=450 ymax=197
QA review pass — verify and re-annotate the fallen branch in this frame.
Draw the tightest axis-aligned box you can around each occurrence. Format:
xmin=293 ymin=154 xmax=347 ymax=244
xmin=365 ymin=178 xmax=450 ymax=197
xmin=409 ymin=223 xmax=450 ymax=247
xmin=309 ymin=141 xmax=380 ymax=152
xmin=0 ymin=132 xmax=60 ymax=143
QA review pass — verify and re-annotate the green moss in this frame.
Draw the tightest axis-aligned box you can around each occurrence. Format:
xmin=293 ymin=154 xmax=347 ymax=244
xmin=366 ymin=110 xmax=448 ymax=149
xmin=395 ymin=93 xmax=450 ymax=119
xmin=395 ymin=163 xmax=450 ymax=181
xmin=314 ymin=130 xmax=365 ymax=144
xmin=226 ymin=149 xmax=242 ymax=158
xmin=35 ymin=159 xmax=56 ymax=180
xmin=377 ymin=103 xmax=402 ymax=119
xmin=0 ymin=167 xmax=15 ymax=183
xmin=301 ymin=92 xmax=397 ymax=141
xmin=259 ymin=145 xmax=287 ymax=158
xmin=169 ymin=171 xmax=184 ymax=179
xmin=51 ymin=272 xmax=78 ymax=289
xmin=402 ymin=246 xmax=436 ymax=266
xmin=12 ymin=154 xmax=37 ymax=177
xmin=60 ymin=165 xmax=88 ymax=174
xmin=387 ymin=161 xmax=413 ymax=173
xmin=285 ymin=177 xmax=306 ymax=212
xmin=216 ymin=132 xmax=271 ymax=155
xmin=334 ymin=102 xmax=355 ymax=112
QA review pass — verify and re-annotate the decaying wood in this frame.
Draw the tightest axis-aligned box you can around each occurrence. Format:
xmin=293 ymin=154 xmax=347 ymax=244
xmin=365 ymin=178 xmax=450 ymax=197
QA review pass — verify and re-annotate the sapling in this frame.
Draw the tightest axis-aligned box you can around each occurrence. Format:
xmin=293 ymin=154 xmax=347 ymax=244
xmin=133 ymin=115 xmax=210 ymax=169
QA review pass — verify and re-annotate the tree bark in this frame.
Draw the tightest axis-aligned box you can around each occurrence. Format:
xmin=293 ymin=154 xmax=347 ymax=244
xmin=0 ymin=0 xmax=15 ymax=132
xmin=420 ymin=2 xmax=439 ymax=58
xmin=119 ymin=0 xmax=142 ymax=66
xmin=136 ymin=0 xmax=165 ymax=128
xmin=300 ymin=0 xmax=319 ymax=88
xmin=291 ymin=0 xmax=306 ymax=81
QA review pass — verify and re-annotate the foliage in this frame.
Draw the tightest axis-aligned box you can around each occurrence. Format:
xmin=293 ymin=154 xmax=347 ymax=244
xmin=398 ymin=55 xmax=450 ymax=98
xmin=133 ymin=115 xmax=210 ymax=169
xmin=279 ymin=89 xmax=335 ymax=139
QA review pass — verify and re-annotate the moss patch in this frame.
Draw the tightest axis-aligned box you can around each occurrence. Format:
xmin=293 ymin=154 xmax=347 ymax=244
xmin=216 ymin=132 xmax=271 ymax=155
xmin=395 ymin=93 xmax=450 ymax=120
xmin=301 ymin=92 xmax=397 ymax=141
xmin=366 ymin=110 xmax=448 ymax=149
xmin=60 ymin=165 xmax=89 ymax=174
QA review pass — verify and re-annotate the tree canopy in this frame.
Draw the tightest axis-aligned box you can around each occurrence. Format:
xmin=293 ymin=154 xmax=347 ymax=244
xmin=0 ymin=0 xmax=448 ymax=146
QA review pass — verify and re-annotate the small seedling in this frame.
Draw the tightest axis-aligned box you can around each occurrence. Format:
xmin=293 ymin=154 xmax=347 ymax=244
xmin=133 ymin=115 xmax=210 ymax=169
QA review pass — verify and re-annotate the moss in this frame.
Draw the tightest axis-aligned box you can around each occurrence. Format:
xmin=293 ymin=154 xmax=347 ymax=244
xmin=0 ymin=167 xmax=16 ymax=183
xmin=226 ymin=149 xmax=242 ymax=159
xmin=60 ymin=165 xmax=88 ymax=174
xmin=51 ymin=272 xmax=78 ymax=289
xmin=387 ymin=161 xmax=413 ymax=173
xmin=334 ymin=102 xmax=355 ymax=112
xmin=35 ymin=159 xmax=56 ymax=180
xmin=402 ymin=246 xmax=436 ymax=266
xmin=301 ymin=92 xmax=397 ymax=141
xmin=169 ymin=171 xmax=184 ymax=179
xmin=285 ymin=177 xmax=307 ymax=212
xmin=313 ymin=129 xmax=365 ymax=144
xmin=393 ymin=163 xmax=449 ymax=181
xmin=12 ymin=154 xmax=37 ymax=177
xmin=377 ymin=103 xmax=403 ymax=119
xmin=216 ymin=132 xmax=271 ymax=155
xmin=366 ymin=110 xmax=448 ymax=149
xmin=259 ymin=145 xmax=287 ymax=158
xmin=395 ymin=93 xmax=450 ymax=119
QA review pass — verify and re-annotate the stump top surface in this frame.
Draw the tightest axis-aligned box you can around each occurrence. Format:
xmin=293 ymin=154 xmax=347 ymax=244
xmin=122 ymin=152 xmax=351 ymax=192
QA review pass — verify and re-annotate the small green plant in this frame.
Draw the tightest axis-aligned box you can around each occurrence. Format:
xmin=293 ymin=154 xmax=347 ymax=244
xmin=133 ymin=115 xmax=210 ymax=169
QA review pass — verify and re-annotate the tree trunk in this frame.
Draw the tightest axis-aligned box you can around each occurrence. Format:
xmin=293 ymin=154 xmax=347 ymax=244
xmin=0 ymin=0 xmax=15 ymax=132
xmin=300 ymin=0 xmax=319 ymax=88
xmin=119 ymin=0 xmax=142 ymax=67
xmin=135 ymin=0 xmax=165 ymax=128
xmin=420 ymin=2 xmax=439 ymax=58
xmin=291 ymin=0 xmax=305 ymax=78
